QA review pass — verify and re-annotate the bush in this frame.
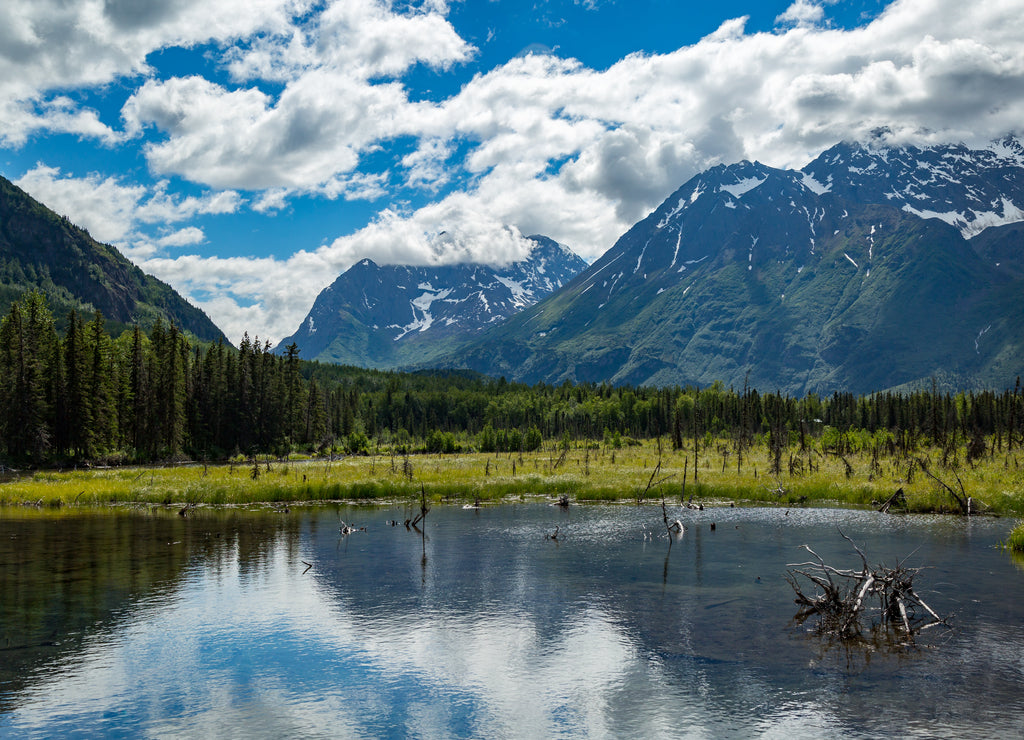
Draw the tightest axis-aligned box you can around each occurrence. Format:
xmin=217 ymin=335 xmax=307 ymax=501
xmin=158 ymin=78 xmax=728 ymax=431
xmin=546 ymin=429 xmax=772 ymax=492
xmin=344 ymin=431 xmax=369 ymax=455
xmin=426 ymin=429 xmax=459 ymax=454
xmin=524 ymin=426 xmax=543 ymax=452
xmin=477 ymin=424 xmax=497 ymax=453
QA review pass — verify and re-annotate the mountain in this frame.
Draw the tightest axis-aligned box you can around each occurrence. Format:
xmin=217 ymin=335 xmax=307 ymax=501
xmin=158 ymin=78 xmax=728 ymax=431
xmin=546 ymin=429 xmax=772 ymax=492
xmin=274 ymin=235 xmax=588 ymax=367
xmin=0 ymin=175 xmax=228 ymax=342
xmin=446 ymin=137 xmax=1024 ymax=395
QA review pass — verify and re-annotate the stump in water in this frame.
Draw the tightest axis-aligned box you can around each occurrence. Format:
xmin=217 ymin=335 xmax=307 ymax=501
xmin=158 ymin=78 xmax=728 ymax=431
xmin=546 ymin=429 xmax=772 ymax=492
xmin=786 ymin=530 xmax=948 ymax=642
xmin=406 ymin=484 xmax=431 ymax=530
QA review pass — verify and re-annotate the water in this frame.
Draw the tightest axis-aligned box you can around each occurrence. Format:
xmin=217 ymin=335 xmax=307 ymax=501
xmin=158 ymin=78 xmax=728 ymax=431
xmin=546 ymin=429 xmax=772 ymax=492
xmin=1 ymin=504 xmax=1022 ymax=738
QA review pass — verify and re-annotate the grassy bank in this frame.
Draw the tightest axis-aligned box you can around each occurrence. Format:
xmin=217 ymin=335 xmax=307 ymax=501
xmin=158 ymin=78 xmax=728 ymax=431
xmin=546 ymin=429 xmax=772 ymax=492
xmin=2 ymin=437 xmax=1023 ymax=515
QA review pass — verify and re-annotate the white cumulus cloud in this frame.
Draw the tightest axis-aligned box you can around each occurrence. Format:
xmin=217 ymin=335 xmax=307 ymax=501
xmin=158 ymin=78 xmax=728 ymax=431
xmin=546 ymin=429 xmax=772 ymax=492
xmin=5 ymin=0 xmax=1024 ymax=345
xmin=0 ymin=0 xmax=312 ymax=146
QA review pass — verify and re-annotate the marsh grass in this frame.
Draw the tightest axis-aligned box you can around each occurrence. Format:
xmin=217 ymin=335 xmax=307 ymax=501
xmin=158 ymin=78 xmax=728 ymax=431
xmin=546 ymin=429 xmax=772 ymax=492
xmin=1005 ymin=522 xmax=1024 ymax=551
xmin=2 ymin=437 xmax=1023 ymax=514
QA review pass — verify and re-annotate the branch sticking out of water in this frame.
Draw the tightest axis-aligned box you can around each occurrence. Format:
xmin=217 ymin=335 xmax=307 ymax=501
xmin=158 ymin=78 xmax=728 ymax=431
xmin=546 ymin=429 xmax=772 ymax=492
xmin=661 ymin=497 xmax=684 ymax=537
xmin=406 ymin=484 xmax=431 ymax=530
xmin=786 ymin=530 xmax=949 ymax=643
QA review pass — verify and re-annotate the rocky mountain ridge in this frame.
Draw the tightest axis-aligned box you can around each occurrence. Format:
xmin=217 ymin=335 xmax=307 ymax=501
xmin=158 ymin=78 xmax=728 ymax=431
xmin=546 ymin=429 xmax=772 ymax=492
xmin=275 ymin=235 xmax=588 ymax=367
xmin=444 ymin=136 xmax=1024 ymax=394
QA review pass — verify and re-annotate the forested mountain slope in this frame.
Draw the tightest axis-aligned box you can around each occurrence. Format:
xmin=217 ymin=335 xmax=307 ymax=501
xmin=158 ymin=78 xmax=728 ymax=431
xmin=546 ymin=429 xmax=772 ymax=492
xmin=0 ymin=175 xmax=227 ymax=342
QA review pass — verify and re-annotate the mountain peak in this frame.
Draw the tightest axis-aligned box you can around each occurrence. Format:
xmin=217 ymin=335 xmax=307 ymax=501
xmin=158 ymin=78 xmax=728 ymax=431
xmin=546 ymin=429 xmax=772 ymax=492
xmin=275 ymin=234 xmax=587 ymax=367
xmin=444 ymin=135 xmax=1024 ymax=394
xmin=804 ymin=134 xmax=1024 ymax=238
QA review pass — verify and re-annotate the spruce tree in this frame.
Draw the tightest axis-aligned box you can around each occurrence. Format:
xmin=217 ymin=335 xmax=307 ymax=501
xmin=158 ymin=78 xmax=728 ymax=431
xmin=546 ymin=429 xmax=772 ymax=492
xmin=62 ymin=310 xmax=92 ymax=457
xmin=0 ymin=293 xmax=58 ymax=462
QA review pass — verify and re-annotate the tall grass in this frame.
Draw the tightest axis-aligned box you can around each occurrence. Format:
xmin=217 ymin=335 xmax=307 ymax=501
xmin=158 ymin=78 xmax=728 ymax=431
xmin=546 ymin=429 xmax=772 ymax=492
xmin=2 ymin=436 xmax=1023 ymax=514
xmin=1006 ymin=522 xmax=1024 ymax=552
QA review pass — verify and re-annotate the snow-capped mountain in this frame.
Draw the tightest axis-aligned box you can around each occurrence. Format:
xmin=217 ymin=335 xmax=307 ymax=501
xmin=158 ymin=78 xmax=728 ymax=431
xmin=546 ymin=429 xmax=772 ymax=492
xmin=803 ymin=134 xmax=1024 ymax=239
xmin=447 ymin=136 xmax=1024 ymax=394
xmin=275 ymin=235 xmax=587 ymax=368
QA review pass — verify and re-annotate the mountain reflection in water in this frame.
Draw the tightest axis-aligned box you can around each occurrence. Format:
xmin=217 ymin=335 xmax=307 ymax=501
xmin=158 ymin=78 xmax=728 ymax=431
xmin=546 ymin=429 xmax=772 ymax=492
xmin=1 ymin=504 xmax=1021 ymax=738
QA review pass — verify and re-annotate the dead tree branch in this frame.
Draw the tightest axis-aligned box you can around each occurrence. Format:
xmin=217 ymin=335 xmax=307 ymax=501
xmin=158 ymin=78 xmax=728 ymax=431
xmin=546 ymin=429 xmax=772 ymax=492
xmin=661 ymin=497 xmax=684 ymax=536
xmin=787 ymin=530 xmax=949 ymax=642
xmin=916 ymin=457 xmax=970 ymax=514
xmin=877 ymin=487 xmax=907 ymax=513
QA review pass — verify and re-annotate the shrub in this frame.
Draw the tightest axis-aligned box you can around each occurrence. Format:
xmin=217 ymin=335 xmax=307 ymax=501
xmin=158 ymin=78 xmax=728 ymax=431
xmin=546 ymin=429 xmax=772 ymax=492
xmin=524 ymin=426 xmax=543 ymax=452
xmin=344 ymin=431 xmax=370 ymax=455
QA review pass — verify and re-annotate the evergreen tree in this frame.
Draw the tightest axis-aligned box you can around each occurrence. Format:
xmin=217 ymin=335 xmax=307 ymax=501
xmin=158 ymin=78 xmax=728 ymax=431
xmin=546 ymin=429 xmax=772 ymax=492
xmin=86 ymin=310 xmax=116 ymax=453
xmin=62 ymin=310 xmax=91 ymax=457
xmin=127 ymin=326 xmax=149 ymax=454
xmin=0 ymin=293 xmax=58 ymax=461
xmin=284 ymin=343 xmax=304 ymax=444
xmin=149 ymin=319 xmax=188 ymax=456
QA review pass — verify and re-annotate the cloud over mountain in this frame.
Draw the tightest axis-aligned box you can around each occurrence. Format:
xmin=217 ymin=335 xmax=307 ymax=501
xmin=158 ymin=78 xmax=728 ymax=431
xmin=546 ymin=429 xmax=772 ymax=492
xmin=3 ymin=0 xmax=1024 ymax=343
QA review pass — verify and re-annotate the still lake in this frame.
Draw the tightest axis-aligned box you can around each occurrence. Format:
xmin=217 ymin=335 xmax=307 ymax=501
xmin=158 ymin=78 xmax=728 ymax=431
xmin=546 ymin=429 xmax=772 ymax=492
xmin=1 ymin=502 xmax=1022 ymax=738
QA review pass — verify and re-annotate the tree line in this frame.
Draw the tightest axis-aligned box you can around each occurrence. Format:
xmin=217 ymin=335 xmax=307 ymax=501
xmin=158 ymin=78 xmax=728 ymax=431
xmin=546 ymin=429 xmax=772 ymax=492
xmin=1 ymin=291 xmax=1022 ymax=466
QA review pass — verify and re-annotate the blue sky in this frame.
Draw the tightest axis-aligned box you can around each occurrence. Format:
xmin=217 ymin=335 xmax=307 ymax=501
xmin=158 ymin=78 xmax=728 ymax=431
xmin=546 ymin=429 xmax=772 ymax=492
xmin=2 ymin=0 xmax=1022 ymax=343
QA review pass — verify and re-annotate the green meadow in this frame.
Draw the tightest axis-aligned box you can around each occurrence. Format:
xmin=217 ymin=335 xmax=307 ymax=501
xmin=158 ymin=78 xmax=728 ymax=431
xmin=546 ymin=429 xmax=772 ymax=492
xmin=3 ymin=437 xmax=1023 ymax=521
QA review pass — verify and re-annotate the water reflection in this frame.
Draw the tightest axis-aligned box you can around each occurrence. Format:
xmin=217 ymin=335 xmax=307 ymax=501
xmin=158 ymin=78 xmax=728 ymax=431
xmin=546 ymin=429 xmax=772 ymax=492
xmin=1 ymin=505 xmax=1022 ymax=738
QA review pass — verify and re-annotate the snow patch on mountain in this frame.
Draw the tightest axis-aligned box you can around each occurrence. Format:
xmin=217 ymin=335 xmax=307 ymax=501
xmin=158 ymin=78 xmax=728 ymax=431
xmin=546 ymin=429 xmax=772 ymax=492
xmin=902 ymin=198 xmax=1024 ymax=239
xmin=670 ymin=229 xmax=682 ymax=269
xmin=720 ymin=176 xmax=767 ymax=199
xmin=390 ymin=287 xmax=453 ymax=340
xmin=657 ymin=198 xmax=689 ymax=229
xmin=412 ymin=288 xmax=451 ymax=313
xmin=494 ymin=275 xmax=532 ymax=307
xmin=801 ymin=173 xmax=831 ymax=195
xmin=634 ymin=243 xmax=647 ymax=274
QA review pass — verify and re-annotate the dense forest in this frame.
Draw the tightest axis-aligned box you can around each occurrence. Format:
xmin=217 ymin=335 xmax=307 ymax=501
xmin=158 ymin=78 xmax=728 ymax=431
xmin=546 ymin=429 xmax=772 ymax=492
xmin=1 ymin=291 xmax=1022 ymax=467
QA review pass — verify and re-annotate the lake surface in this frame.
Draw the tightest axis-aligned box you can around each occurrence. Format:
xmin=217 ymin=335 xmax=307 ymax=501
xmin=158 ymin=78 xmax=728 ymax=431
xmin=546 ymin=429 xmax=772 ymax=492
xmin=1 ymin=503 xmax=1022 ymax=738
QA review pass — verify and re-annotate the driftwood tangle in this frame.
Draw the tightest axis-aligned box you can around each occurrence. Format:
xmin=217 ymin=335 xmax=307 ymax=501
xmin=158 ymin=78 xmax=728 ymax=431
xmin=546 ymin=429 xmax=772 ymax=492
xmin=786 ymin=530 xmax=947 ymax=642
